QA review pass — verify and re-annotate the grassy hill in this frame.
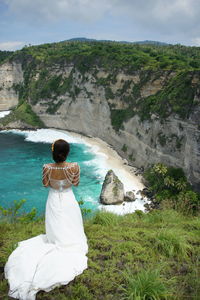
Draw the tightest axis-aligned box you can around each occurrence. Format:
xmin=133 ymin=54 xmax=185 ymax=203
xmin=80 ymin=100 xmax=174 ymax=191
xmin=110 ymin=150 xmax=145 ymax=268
xmin=0 ymin=208 xmax=199 ymax=300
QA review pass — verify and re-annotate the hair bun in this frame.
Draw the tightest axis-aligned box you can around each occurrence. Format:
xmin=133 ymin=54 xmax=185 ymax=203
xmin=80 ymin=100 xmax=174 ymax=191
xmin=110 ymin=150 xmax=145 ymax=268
xmin=52 ymin=139 xmax=70 ymax=163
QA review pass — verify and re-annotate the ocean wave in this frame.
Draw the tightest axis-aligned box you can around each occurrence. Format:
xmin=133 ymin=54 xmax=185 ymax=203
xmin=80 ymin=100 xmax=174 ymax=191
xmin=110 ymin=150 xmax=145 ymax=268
xmin=82 ymin=157 xmax=107 ymax=178
xmin=83 ymin=144 xmax=108 ymax=159
xmin=84 ymin=196 xmax=96 ymax=203
xmin=2 ymin=129 xmax=82 ymax=144
xmin=0 ymin=110 xmax=10 ymax=119
xmin=98 ymin=198 xmax=149 ymax=215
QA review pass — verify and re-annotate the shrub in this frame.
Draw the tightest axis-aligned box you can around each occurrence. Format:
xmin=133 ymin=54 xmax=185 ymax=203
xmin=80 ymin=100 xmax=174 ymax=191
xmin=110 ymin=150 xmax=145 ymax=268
xmin=121 ymin=268 xmax=173 ymax=300
xmin=0 ymin=199 xmax=37 ymax=223
xmin=144 ymin=163 xmax=200 ymax=215
xmin=153 ymin=229 xmax=191 ymax=258
xmin=91 ymin=211 xmax=122 ymax=226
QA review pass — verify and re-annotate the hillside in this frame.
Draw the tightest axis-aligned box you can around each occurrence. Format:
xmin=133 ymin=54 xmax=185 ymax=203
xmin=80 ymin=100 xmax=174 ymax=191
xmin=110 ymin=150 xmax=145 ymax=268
xmin=0 ymin=41 xmax=200 ymax=190
xmin=0 ymin=209 xmax=200 ymax=299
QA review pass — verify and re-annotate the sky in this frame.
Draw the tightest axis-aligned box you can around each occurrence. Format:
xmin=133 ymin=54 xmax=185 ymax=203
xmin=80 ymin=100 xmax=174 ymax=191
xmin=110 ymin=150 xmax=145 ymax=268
xmin=0 ymin=0 xmax=200 ymax=51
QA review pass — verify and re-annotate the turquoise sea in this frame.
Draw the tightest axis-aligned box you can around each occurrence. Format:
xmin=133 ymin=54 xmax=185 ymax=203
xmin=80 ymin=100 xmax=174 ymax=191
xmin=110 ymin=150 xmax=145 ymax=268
xmin=0 ymin=129 xmax=106 ymax=214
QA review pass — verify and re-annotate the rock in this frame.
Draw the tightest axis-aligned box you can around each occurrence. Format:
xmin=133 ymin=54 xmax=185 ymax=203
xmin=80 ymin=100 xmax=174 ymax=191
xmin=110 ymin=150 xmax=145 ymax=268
xmin=123 ymin=159 xmax=128 ymax=165
xmin=100 ymin=170 xmax=124 ymax=205
xmin=141 ymin=188 xmax=154 ymax=199
xmin=0 ymin=62 xmax=23 ymax=111
xmin=124 ymin=191 xmax=136 ymax=202
xmin=141 ymin=177 xmax=149 ymax=186
xmin=135 ymin=167 xmax=144 ymax=176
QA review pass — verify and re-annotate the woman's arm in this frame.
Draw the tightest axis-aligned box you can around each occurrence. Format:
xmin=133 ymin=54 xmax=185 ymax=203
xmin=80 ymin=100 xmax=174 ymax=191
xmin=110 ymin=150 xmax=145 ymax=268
xmin=70 ymin=163 xmax=80 ymax=186
xmin=42 ymin=165 xmax=50 ymax=187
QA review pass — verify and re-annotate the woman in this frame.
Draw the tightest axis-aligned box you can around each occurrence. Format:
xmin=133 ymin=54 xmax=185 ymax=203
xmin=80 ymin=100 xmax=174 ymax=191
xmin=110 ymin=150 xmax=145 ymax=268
xmin=5 ymin=139 xmax=88 ymax=300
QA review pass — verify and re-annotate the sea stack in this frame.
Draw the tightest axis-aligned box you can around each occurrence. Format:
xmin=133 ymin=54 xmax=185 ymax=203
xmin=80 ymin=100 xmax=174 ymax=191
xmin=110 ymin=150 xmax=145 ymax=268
xmin=100 ymin=170 xmax=124 ymax=205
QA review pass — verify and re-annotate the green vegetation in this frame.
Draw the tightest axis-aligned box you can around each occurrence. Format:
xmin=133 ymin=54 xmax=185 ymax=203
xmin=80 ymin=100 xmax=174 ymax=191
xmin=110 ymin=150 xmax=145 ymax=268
xmin=0 ymin=50 xmax=13 ymax=65
xmin=144 ymin=163 xmax=200 ymax=215
xmin=128 ymin=153 xmax=135 ymax=161
xmin=158 ymin=132 xmax=167 ymax=147
xmin=1 ymin=41 xmax=200 ymax=128
xmin=0 ymin=205 xmax=199 ymax=299
xmin=110 ymin=109 xmax=135 ymax=131
xmin=0 ymin=199 xmax=37 ymax=223
xmin=122 ymin=144 xmax=128 ymax=152
xmin=12 ymin=42 xmax=200 ymax=72
xmin=138 ymin=72 xmax=198 ymax=120
xmin=105 ymin=87 xmax=115 ymax=100
xmin=121 ymin=268 xmax=174 ymax=300
xmin=46 ymin=99 xmax=64 ymax=114
xmin=0 ymin=101 xmax=44 ymax=127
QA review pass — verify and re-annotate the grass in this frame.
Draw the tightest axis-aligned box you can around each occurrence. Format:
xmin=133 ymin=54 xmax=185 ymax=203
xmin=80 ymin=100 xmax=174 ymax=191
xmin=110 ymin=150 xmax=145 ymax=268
xmin=0 ymin=209 xmax=199 ymax=299
xmin=120 ymin=268 xmax=174 ymax=300
xmin=152 ymin=229 xmax=191 ymax=259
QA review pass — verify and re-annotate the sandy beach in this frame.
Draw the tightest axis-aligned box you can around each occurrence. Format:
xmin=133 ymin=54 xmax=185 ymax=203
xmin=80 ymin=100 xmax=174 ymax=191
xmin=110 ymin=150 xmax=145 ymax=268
xmin=58 ymin=129 xmax=145 ymax=192
xmin=57 ymin=129 xmax=149 ymax=215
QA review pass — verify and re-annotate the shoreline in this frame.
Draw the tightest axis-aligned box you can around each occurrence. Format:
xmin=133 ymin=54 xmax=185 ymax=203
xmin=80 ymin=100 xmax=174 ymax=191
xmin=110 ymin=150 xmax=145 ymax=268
xmin=56 ymin=128 xmax=145 ymax=193
xmin=55 ymin=129 xmax=150 ymax=215
xmin=1 ymin=126 xmax=149 ymax=215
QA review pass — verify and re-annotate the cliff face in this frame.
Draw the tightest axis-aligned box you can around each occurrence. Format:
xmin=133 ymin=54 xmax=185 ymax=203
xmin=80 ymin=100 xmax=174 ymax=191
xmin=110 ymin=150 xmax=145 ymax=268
xmin=0 ymin=62 xmax=23 ymax=110
xmin=0 ymin=60 xmax=199 ymax=190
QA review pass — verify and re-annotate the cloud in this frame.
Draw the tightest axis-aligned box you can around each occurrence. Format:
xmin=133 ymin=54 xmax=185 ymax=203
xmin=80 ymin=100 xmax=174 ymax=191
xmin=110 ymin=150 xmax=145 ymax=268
xmin=0 ymin=41 xmax=24 ymax=50
xmin=191 ymin=37 xmax=200 ymax=46
xmin=5 ymin=0 xmax=199 ymax=25
xmin=5 ymin=0 xmax=112 ymax=22
xmin=3 ymin=0 xmax=200 ymax=45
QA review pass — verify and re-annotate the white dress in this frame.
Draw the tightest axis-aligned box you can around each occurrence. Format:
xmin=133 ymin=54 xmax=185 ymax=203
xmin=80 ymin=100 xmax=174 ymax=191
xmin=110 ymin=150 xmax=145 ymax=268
xmin=4 ymin=163 xmax=88 ymax=300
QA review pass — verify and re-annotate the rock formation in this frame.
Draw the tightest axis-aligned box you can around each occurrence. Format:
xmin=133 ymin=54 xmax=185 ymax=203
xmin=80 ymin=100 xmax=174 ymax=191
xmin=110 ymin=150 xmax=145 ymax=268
xmin=100 ymin=170 xmax=124 ymax=205
xmin=0 ymin=62 xmax=23 ymax=111
xmin=124 ymin=191 xmax=136 ymax=202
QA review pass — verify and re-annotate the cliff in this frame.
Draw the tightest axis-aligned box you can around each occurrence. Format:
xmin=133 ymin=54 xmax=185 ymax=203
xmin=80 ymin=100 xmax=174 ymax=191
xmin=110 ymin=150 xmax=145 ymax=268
xmin=0 ymin=42 xmax=199 ymax=191
xmin=0 ymin=61 xmax=23 ymax=110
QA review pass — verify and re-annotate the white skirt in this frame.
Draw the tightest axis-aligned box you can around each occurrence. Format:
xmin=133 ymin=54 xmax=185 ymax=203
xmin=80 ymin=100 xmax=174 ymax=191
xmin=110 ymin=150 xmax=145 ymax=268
xmin=4 ymin=187 xmax=88 ymax=300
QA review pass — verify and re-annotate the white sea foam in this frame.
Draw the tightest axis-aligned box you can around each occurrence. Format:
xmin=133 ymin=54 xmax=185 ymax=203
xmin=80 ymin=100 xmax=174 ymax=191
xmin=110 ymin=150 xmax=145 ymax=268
xmin=82 ymin=156 xmax=107 ymax=178
xmin=85 ymin=196 xmax=96 ymax=203
xmin=111 ymin=168 xmax=139 ymax=193
xmin=99 ymin=197 xmax=150 ymax=215
xmin=3 ymin=129 xmax=82 ymax=144
xmin=0 ymin=110 xmax=10 ymax=118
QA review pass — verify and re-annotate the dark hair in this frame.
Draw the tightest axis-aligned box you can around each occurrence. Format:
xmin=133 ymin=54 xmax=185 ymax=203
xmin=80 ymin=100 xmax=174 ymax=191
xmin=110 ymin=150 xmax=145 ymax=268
xmin=52 ymin=139 xmax=70 ymax=163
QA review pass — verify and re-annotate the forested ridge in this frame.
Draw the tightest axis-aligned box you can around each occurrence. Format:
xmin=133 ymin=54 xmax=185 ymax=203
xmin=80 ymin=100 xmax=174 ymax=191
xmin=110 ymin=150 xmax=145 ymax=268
xmin=1 ymin=41 xmax=200 ymax=130
xmin=5 ymin=41 xmax=200 ymax=71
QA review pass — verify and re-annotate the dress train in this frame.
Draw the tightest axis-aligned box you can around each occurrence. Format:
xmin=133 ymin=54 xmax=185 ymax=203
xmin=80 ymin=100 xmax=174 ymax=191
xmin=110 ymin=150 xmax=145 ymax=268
xmin=4 ymin=187 xmax=88 ymax=300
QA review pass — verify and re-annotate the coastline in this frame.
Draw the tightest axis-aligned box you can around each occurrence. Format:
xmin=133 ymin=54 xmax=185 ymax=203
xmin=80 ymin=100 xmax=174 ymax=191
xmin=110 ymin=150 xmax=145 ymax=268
xmin=56 ymin=128 xmax=145 ymax=192
xmin=56 ymin=128 xmax=149 ymax=215
xmin=1 ymin=125 xmax=149 ymax=215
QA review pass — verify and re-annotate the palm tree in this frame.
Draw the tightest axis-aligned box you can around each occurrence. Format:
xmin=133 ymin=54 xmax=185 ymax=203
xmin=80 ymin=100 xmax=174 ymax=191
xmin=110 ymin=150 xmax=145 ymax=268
xmin=176 ymin=179 xmax=187 ymax=191
xmin=164 ymin=176 xmax=175 ymax=187
xmin=153 ymin=163 xmax=168 ymax=176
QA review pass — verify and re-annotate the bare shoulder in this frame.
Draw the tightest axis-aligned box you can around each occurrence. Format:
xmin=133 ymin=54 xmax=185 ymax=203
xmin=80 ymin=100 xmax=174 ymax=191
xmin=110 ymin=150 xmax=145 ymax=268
xmin=68 ymin=162 xmax=80 ymax=174
xmin=43 ymin=163 xmax=52 ymax=169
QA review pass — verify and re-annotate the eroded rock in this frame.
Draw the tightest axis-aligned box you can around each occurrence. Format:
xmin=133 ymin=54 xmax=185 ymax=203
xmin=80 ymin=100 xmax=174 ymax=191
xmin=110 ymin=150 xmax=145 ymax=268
xmin=124 ymin=191 xmax=136 ymax=202
xmin=100 ymin=170 xmax=124 ymax=205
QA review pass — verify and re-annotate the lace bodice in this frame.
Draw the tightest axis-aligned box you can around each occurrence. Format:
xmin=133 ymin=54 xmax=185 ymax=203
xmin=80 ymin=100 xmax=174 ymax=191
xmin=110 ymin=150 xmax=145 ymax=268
xmin=42 ymin=163 xmax=80 ymax=191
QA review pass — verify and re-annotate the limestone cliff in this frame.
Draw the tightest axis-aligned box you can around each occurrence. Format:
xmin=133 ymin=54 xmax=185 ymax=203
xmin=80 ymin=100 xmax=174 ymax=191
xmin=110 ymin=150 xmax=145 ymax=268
xmin=0 ymin=55 xmax=199 ymax=191
xmin=0 ymin=62 xmax=23 ymax=110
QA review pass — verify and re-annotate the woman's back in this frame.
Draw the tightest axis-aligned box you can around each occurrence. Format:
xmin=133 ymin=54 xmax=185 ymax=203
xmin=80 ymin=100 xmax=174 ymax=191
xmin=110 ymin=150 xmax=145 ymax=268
xmin=43 ymin=162 xmax=80 ymax=191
